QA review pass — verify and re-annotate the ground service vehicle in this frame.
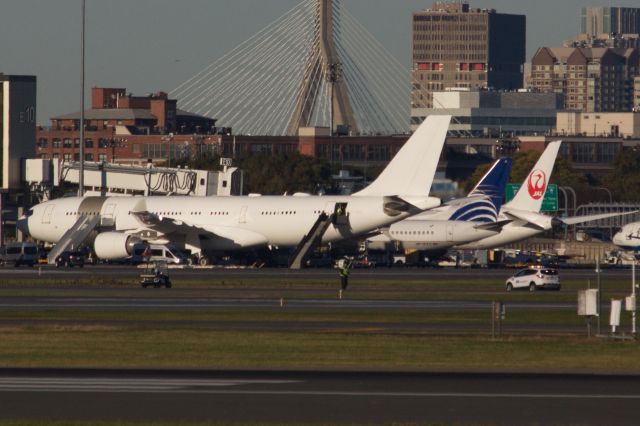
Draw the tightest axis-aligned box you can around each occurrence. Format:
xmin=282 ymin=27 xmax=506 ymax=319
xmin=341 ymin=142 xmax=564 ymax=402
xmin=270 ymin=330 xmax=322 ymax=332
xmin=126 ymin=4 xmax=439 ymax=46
xmin=505 ymin=268 xmax=560 ymax=291
xmin=140 ymin=261 xmax=172 ymax=288
xmin=131 ymin=244 xmax=188 ymax=265
xmin=55 ymin=251 xmax=85 ymax=268
xmin=0 ymin=242 xmax=39 ymax=267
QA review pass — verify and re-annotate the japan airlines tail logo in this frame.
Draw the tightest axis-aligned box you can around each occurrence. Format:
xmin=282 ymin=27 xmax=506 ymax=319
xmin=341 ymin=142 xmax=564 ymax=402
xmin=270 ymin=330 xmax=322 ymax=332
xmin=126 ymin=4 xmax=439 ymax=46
xmin=527 ymin=169 xmax=547 ymax=200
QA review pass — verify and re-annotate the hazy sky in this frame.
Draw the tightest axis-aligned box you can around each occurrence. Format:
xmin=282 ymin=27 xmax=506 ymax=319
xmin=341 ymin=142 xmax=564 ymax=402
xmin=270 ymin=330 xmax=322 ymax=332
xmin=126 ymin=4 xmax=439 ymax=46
xmin=1 ymin=0 xmax=639 ymax=124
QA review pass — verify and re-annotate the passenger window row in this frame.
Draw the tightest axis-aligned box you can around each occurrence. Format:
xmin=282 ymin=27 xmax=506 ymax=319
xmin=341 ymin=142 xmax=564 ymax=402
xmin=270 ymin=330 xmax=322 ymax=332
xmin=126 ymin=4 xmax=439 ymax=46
xmin=261 ymin=211 xmax=297 ymax=215
xmin=391 ymin=230 xmax=436 ymax=235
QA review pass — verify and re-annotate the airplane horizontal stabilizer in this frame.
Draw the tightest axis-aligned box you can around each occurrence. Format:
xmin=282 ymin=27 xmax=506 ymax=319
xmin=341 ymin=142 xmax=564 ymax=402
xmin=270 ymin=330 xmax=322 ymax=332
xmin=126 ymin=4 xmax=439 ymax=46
xmin=383 ymin=196 xmax=440 ymax=216
xmin=557 ymin=210 xmax=639 ymax=226
xmin=473 ymin=219 xmax=512 ymax=232
xmin=501 ymin=208 xmax=550 ymax=230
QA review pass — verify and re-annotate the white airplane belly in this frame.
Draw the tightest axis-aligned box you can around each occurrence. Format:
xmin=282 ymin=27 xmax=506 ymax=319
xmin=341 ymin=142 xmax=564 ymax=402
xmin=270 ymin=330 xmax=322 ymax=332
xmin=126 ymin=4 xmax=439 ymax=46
xmin=457 ymin=226 xmax=540 ymax=249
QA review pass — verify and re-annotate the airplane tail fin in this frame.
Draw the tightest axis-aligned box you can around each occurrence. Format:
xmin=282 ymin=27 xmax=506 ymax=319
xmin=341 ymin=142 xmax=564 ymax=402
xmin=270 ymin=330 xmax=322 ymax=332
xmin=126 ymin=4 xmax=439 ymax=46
xmin=468 ymin=157 xmax=512 ymax=213
xmin=446 ymin=158 xmax=512 ymax=223
xmin=504 ymin=141 xmax=562 ymax=213
xmin=353 ymin=115 xmax=451 ymax=197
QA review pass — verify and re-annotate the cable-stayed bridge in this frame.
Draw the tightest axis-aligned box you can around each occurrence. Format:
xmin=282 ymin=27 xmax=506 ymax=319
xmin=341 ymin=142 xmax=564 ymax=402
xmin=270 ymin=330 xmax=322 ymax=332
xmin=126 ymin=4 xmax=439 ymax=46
xmin=171 ymin=0 xmax=411 ymax=136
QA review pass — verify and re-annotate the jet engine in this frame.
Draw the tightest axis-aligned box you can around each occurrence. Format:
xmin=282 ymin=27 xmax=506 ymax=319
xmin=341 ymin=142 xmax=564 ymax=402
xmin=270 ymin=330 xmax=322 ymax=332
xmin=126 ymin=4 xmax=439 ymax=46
xmin=94 ymin=232 xmax=142 ymax=260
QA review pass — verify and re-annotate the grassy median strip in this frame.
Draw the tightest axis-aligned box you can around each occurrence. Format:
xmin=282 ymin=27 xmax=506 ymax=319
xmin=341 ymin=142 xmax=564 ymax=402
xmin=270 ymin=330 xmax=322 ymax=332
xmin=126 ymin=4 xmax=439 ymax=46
xmin=0 ymin=422 xmax=333 ymax=426
xmin=0 ymin=307 xmax=586 ymax=326
xmin=0 ymin=326 xmax=638 ymax=372
xmin=0 ymin=422 xmax=337 ymax=426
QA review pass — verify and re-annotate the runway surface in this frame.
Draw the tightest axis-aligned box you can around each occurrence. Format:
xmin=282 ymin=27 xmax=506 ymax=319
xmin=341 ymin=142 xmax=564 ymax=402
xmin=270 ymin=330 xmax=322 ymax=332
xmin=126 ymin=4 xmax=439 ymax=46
xmin=0 ymin=263 xmax=630 ymax=280
xmin=0 ymin=368 xmax=638 ymax=424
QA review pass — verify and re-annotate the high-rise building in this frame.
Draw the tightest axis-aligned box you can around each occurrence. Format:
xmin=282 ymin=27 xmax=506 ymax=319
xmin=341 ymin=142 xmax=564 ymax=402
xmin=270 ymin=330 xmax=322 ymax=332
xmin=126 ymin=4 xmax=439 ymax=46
xmin=1 ymin=74 xmax=36 ymax=191
xmin=530 ymin=46 xmax=639 ymax=112
xmin=581 ymin=7 xmax=640 ymax=39
xmin=411 ymin=1 xmax=525 ymax=112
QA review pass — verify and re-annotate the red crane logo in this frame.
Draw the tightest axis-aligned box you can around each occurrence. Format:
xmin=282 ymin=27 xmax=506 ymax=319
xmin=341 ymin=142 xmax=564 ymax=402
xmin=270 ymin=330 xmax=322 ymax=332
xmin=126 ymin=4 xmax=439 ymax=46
xmin=527 ymin=170 xmax=547 ymax=200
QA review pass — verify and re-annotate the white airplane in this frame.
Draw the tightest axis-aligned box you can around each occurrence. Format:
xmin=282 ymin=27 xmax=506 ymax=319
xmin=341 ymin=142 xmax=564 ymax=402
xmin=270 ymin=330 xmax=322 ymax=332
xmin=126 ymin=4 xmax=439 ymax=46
xmin=457 ymin=141 xmax=631 ymax=250
xmin=18 ymin=116 xmax=452 ymax=264
xmin=366 ymin=157 xmax=513 ymax=251
xmin=613 ymin=222 xmax=640 ymax=250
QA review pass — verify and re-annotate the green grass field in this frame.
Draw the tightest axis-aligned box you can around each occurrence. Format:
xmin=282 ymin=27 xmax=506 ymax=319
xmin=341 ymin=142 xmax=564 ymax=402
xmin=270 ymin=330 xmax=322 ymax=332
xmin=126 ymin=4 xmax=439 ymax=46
xmin=0 ymin=272 xmax=637 ymax=373
xmin=0 ymin=326 xmax=638 ymax=372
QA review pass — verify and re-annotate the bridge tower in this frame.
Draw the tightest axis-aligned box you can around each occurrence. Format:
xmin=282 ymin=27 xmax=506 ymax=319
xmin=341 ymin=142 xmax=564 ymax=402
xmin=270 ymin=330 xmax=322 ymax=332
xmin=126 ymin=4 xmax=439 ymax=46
xmin=172 ymin=0 xmax=410 ymax=137
xmin=286 ymin=0 xmax=358 ymax=136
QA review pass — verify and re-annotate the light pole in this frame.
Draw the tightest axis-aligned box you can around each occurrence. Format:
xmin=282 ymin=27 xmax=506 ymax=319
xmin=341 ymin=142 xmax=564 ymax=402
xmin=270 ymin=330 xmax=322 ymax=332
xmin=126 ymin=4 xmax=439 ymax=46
xmin=561 ymin=186 xmax=577 ymax=239
xmin=327 ymin=62 xmax=342 ymax=164
xmin=161 ymin=133 xmax=174 ymax=168
xmin=558 ymin=186 xmax=569 ymax=240
xmin=595 ymin=186 xmax=612 ymax=204
xmin=110 ymin=137 xmax=127 ymax=163
xmin=595 ymin=186 xmax=613 ymax=238
xmin=78 ymin=0 xmax=85 ymax=196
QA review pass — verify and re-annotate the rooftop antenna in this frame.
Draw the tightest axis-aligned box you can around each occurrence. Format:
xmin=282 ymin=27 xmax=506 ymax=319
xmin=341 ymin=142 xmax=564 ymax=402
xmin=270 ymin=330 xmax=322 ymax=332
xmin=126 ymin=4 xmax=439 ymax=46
xmin=79 ymin=0 xmax=85 ymax=196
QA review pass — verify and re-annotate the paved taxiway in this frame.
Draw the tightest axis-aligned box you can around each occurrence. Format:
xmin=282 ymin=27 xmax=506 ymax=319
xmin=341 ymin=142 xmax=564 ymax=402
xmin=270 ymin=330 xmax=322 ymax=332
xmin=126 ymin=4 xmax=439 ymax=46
xmin=0 ymin=264 xmax=631 ymax=280
xmin=0 ymin=369 xmax=638 ymax=424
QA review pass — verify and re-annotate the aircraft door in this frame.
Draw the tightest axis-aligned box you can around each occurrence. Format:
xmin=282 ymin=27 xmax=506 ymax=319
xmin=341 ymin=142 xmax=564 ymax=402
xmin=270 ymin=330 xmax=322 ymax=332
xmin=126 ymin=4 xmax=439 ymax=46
xmin=101 ymin=204 xmax=116 ymax=227
xmin=324 ymin=202 xmax=336 ymax=215
xmin=446 ymin=224 xmax=454 ymax=242
xmin=42 ymin=205 xmax=55 ymax=224
xmin=238 ymin=206 xmax=248 ymax=224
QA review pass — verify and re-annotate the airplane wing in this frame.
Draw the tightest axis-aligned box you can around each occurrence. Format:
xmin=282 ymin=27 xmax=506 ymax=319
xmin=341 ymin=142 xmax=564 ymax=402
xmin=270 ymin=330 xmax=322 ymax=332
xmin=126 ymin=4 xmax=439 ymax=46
xmin=130 ymin=211 xmax=268 ymax=247
xmin=556 ymin=210 xmax=639 ymax=226
xmin=131 ymin=211 xmax=198 ymax=234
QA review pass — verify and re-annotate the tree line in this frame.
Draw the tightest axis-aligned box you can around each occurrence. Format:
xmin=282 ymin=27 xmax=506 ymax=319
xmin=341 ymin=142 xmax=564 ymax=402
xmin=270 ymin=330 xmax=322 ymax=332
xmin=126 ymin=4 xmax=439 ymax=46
xmin=179 ymin=146 xmax=638 ymax=203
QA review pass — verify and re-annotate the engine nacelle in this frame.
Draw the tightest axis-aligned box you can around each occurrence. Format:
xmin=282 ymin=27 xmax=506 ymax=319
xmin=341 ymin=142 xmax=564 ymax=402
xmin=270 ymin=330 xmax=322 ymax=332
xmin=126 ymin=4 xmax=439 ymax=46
xmin=94 ymin=232 xmax=142 ymax=260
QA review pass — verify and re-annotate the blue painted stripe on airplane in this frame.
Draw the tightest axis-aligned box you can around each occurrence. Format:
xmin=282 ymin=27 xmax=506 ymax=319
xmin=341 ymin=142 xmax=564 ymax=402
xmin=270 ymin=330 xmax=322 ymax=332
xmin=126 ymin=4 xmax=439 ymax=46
xmin=448 ymin=202 xmax=498 ymax=222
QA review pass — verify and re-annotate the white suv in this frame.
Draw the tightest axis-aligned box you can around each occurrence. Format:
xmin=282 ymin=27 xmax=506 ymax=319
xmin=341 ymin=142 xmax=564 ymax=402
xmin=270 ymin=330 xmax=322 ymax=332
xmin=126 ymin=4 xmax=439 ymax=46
xmin=505 ymin=268 xmax=560 ymax=292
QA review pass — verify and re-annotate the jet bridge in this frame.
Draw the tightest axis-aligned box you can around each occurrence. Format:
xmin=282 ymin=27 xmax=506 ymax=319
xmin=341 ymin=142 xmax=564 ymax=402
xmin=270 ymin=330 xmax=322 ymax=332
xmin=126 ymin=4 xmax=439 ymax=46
xmin=24 ymin=159 xmax=243 ymax=200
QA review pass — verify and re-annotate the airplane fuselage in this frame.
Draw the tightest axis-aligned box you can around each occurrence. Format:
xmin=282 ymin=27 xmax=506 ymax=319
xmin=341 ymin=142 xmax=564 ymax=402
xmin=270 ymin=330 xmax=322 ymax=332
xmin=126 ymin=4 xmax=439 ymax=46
xmin=23 ymin=195 xmax=439 ymax=250
xmin=384 ymin=220 xmax=499 ymax=251
xmin=456 ymin=221 xmax=547 ymax=249
xmin=613 ymin=223 xmax=640 ymax=250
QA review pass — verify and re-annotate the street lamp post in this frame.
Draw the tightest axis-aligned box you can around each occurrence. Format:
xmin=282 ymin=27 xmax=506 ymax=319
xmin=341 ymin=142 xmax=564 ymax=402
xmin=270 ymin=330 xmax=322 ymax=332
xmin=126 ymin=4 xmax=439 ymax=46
xmin=595 ymin=186 xmax=613 ymax=238
xmin=110 ymin=137 xmax=127 ymax=163
xmin=161 ymin=133 xmax=174 ymax=168
xmin=78 ymin=0 xmax=85 ymax=196
xmin=327 ymin=62 xmax=342 ymax=164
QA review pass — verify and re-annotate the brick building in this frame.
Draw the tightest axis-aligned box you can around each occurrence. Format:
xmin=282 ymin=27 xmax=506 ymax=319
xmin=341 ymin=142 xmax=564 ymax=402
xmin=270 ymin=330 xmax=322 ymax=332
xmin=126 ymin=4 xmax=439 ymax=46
xmin=37 ymin=87 xmax=226 ymax=164
xmin=530 ymin=46 xmax=639 ymax=112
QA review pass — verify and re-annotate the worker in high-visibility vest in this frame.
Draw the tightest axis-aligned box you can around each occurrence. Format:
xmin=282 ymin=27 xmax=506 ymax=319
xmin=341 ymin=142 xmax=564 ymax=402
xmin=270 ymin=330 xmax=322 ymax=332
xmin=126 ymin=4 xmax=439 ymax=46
xmin=339 ymin=258 xmax=350 ymax=290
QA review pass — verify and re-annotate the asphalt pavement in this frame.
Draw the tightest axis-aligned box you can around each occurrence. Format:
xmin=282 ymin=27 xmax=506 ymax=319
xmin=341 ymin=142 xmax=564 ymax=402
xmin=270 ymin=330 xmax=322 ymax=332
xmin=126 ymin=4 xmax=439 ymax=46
xmin=0 ymin=368 xmax=638 ymax=425
xmin=0 ymin=263 xmax=631 ymax=280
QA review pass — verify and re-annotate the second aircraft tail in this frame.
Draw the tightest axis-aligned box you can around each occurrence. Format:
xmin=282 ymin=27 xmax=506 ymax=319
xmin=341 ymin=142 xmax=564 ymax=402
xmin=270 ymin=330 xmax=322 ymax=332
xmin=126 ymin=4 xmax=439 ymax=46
xmin=354 ymin=115 xmax=451 ymax=197
xmin=504 ymin=141 xmax=562 ymax=213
